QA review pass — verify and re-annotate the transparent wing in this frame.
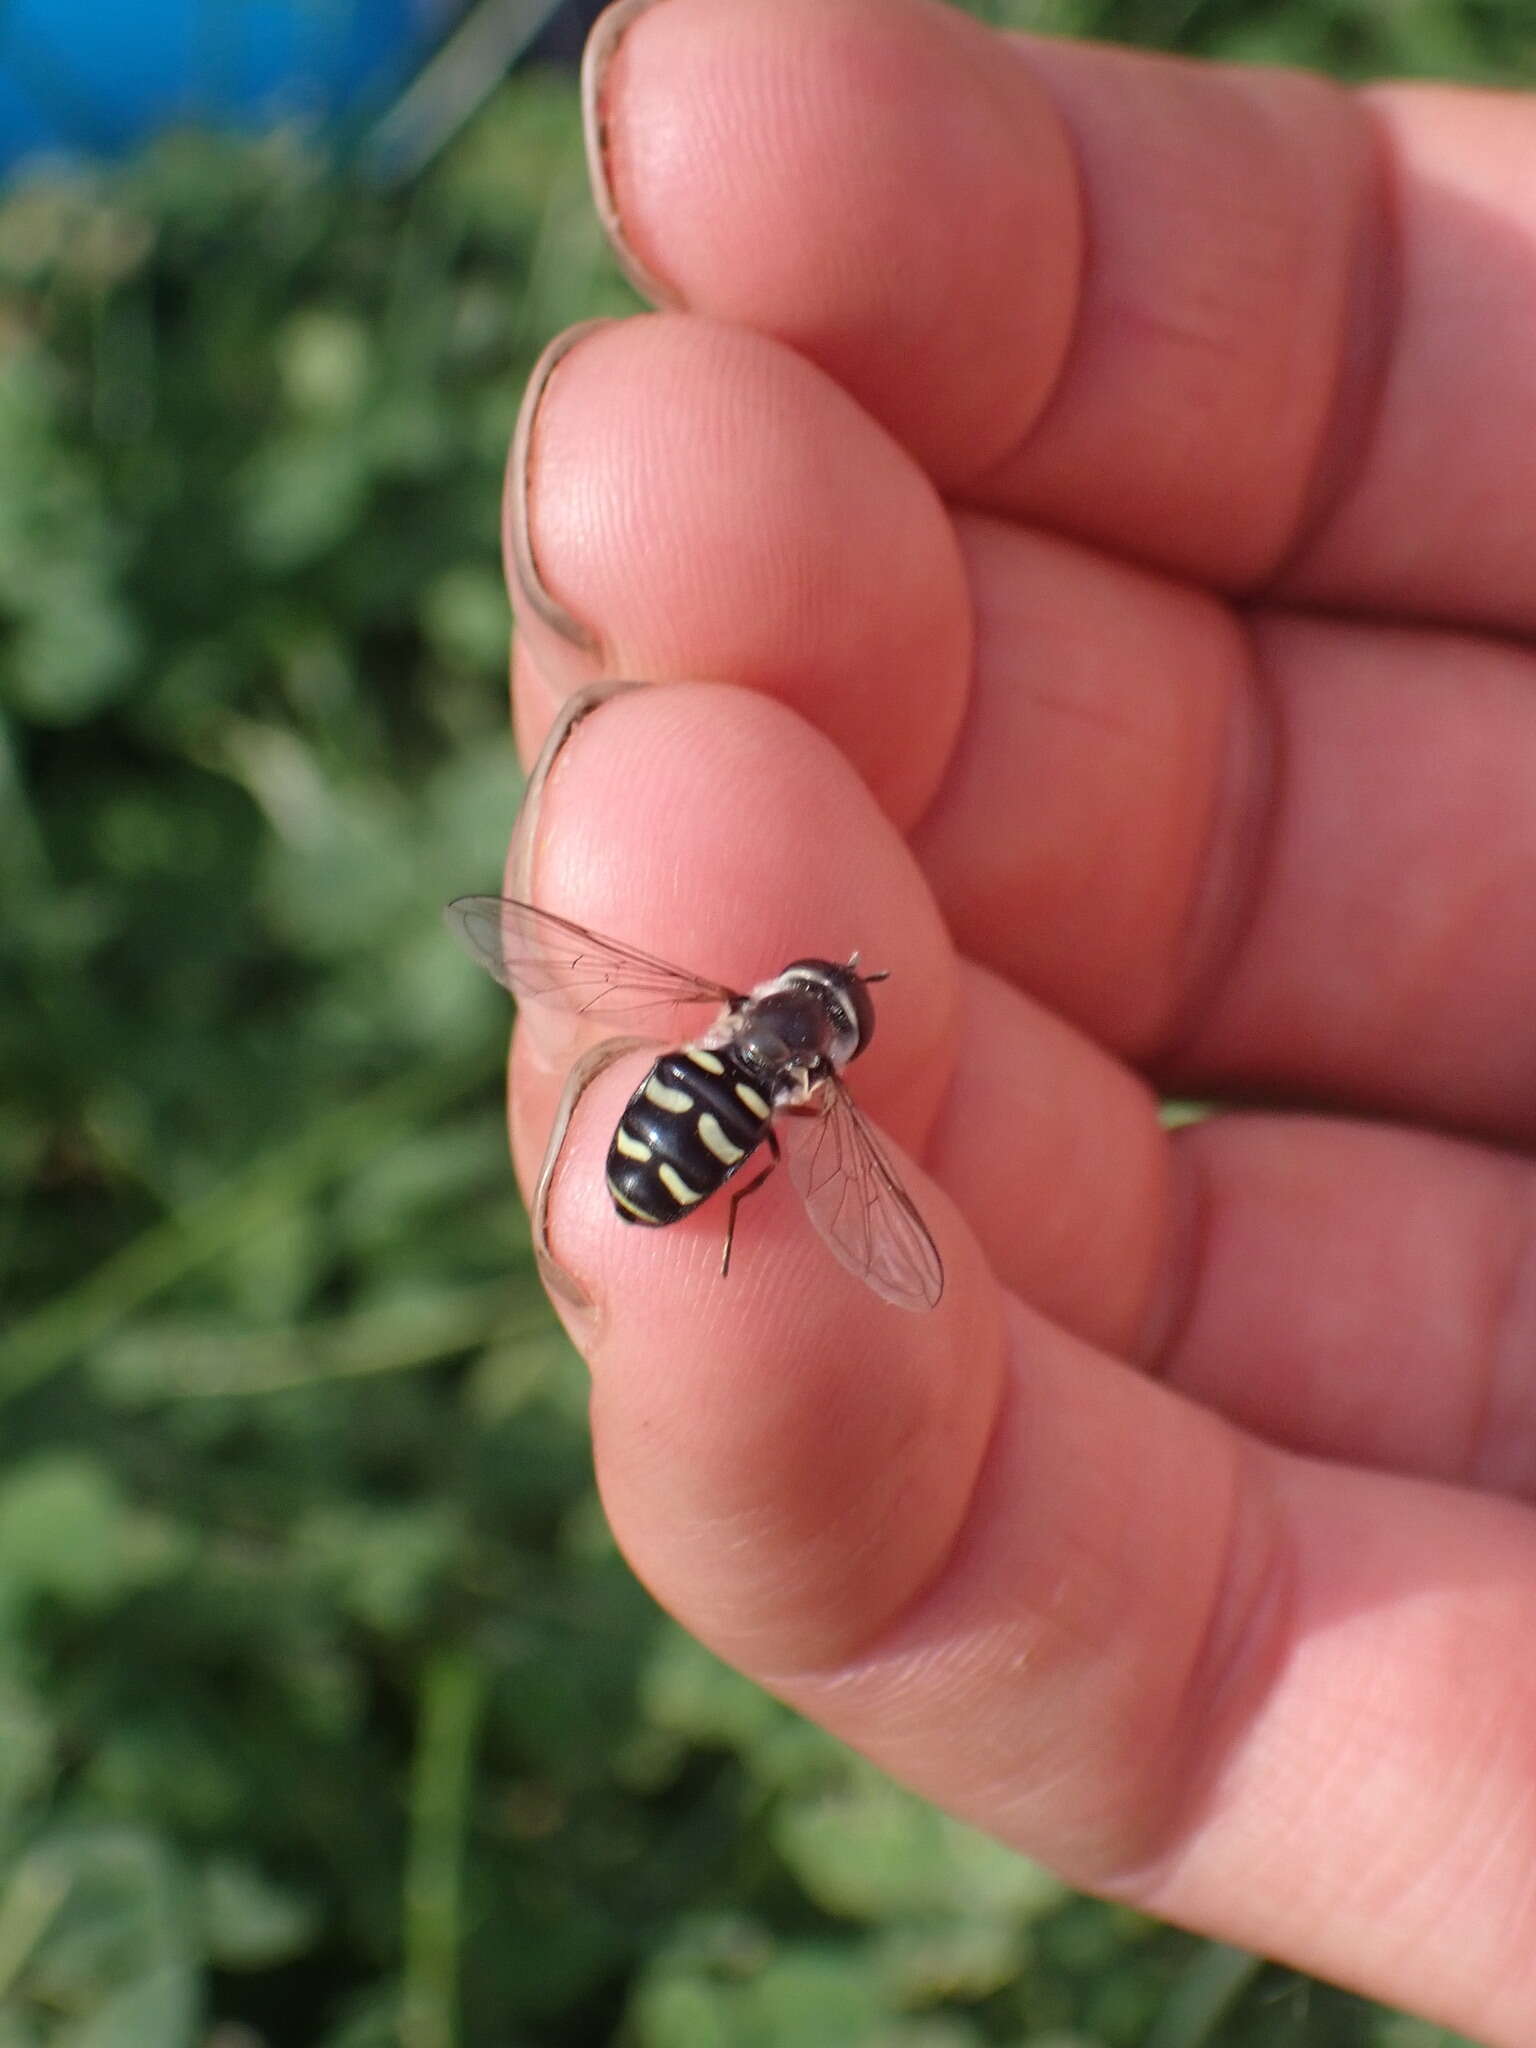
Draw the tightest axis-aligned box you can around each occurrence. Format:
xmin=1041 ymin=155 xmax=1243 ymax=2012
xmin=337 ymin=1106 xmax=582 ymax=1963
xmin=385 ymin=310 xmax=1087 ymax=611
xmin=780 ymin=1078 xmax=944 ymax=1312
xmin=444 ymin=896 xmax=740 ymax=1022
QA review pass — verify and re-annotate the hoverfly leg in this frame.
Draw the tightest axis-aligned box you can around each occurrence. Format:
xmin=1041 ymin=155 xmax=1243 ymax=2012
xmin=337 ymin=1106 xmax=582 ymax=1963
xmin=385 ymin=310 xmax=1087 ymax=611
xmin=721 ymin=1127 xmax=781 ymax=1279
xmin=532 ymin=1033 xmax=658 ymax=1309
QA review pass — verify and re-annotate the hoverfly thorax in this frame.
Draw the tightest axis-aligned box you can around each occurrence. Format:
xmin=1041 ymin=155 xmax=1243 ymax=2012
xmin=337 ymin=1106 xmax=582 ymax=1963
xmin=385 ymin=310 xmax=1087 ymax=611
xmin=724 ymin=957 xmax=877 ymax=1087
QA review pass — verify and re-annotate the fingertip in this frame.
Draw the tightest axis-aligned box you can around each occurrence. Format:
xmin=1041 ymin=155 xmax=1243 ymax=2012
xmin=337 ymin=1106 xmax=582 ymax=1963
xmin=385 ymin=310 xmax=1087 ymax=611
xmin=508 ymin=312 xmax=972 ymax=827
xmin=529 ymin=1030 xmax=1007 ymax=1670
xmin=584 ymin=0 xmax=1081 ymax=483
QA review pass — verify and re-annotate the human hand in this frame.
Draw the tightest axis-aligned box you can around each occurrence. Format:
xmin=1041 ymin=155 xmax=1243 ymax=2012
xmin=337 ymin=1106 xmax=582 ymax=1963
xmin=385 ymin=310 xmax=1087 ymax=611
xmin=497 ymin=2 xmax=1536 ymax=2037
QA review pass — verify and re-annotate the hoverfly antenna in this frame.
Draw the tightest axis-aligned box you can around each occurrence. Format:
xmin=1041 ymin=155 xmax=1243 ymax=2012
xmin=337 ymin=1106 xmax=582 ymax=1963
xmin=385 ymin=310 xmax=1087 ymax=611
xmin=845 ymin=949 xmax=890 ymax=985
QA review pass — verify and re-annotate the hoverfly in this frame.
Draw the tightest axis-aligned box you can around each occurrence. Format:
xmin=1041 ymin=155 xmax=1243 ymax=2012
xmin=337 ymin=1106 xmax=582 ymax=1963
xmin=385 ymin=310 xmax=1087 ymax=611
xmin=444 ymin=896 xmax=943 ymax=1312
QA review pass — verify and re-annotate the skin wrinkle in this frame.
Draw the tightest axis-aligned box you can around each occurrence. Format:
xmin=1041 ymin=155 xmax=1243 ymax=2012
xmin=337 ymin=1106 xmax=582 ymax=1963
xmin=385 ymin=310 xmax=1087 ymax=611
xmin=962 ymin=46 xmax=1236 ymax=552
xmin=1342 ymin=1662 xmax=1536 ymax=2013
xmin=1124 ymin=1439 xmax=1301 ymax=1902
xmin=912 ymin=1009 xmax=968 ymax=1186
xmin=1469 ymin=1178 xmax=1536 ymax=1496
xmin=954 ymin=34 xmax=1091 ymax=502
xmin=1150 ymin=607 xmax=1288 ymax=1073
xmin=1182 ymin=617 xmax=1536 ymax=1140
xmin=765 ymin=1336 xmax=1298 ymax=1890
xmin=749 ymin=1292 xmax=1015 ymax=1691
xmin=962 ymin=49 xmax=1409 ymax=598
xmin=1133 ymin=1117 xmax=1216 ymax=1379
xmin=1264 ymin=93 xmax=1407 ymax=590
xmin=1478 ymin=1784 xmax=1536 ymax=2011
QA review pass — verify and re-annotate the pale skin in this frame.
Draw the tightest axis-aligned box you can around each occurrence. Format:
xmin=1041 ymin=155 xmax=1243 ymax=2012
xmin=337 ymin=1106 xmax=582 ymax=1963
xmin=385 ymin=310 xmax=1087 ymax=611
xmin=499 ymin=1 xmax=1536 ymax=2038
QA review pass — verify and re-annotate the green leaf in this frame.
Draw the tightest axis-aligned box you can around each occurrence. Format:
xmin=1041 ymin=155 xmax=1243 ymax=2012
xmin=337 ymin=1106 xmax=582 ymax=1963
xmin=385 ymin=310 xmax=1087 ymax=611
xmin=0 ymin=1456 xmax=131 ymax=1609
xmin=237 ymin=432 xmax=372 ymax=570
xmin=295 ymin=1502 xmax=460 ymax=1636
xmin=634 ymin=1943 xmax=888 ymax=2048
xmin=0 ymin=1675 xmax=57 ymax=1820
xmin=199 ymin=1856 xmax=321 ymax=1970
xmin=59 ymin=1963 xmax=198 ymax=2048
xmin=774 ymin=1764 xmax=1065 ymax=1926
xmin=641 ymin=1630 xmax=791 ymax=1757
xmin=277 ymin=310 xmax=373 ymax=417
xmin=23 ymin=1828 xmax=192 ymax=2014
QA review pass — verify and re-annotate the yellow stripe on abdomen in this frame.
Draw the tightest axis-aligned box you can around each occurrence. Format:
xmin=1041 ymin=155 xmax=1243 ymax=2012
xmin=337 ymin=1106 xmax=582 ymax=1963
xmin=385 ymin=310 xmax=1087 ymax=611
xmin=608 ymin=1178 xmax=659 ymax=1221
xmin=697 ymin=1113 xmax=744 ymax=1165
xmin=657 ymin=1163 xmax=705 ymax=1208
xmin=645 ymin=1076 xmax=693 ymax=1114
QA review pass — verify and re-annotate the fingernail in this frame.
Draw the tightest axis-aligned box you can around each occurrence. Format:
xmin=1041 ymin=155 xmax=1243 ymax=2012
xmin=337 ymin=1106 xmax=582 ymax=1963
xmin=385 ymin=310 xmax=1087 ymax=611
xmin=506 ymin=322 xmax=611 ymax=656
xmin=532 ymin=1043 xmax=601 ymax=1323
xmin=510 ymin=677 xmax=648 ymax=902
xmin=531 ymin=1030 xmax=660 ymax=1337
xmin=581 ymin=0 xmax=683 ymax=308
xmin=509 ymin=679 xmax=649 ymax=1069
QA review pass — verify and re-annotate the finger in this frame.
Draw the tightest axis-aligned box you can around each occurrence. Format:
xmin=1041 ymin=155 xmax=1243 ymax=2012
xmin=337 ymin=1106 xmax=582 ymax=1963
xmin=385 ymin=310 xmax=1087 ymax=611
xmin=914 ymin=514 xmax=1536 ymax=1144
xmin=505 ymin=313 xmax=971 ymax=827
xmin=887 ymin=963 xmax=1536 ymax=1497
xmin=588 ymin=0 xmax=1536 ymax=633
xmin=541 ymin=1028 xmax=1536 ymax=2046
xmin=1153 ymin=1112 xmax=1536 ymax=1496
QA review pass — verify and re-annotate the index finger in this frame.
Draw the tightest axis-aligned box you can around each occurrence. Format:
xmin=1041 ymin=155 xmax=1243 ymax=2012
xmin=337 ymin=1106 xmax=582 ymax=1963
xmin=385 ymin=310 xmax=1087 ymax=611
xmin=588 ymin=0 xmax=1536 ymax=634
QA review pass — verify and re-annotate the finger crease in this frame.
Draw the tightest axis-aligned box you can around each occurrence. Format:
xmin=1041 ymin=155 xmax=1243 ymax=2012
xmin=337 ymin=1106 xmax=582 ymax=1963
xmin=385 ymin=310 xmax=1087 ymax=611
xmin=1149 ymin=610 xmax=1288 ymax=1073
xmin=1136 ymin=1125 xmax=1217 ymax=1382
xmin=1108 ymin=1440 xmax=1300 ymax=1899
xmin=1468 ymin=1177 xmax=1536 ymax=1499
xmin=1262 ymin=93 xmax=1407 ymax=590
xmin=951 ymin=44 xmax=1093 ymax=499
xmin=766 ymin=1356 xmax=1018 ymax=1689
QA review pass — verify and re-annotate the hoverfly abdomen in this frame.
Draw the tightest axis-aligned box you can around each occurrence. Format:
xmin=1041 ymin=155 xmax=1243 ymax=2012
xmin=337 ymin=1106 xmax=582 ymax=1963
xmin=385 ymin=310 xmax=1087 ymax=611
xmin=605 ymin=1047 xmax=772 ymax=1227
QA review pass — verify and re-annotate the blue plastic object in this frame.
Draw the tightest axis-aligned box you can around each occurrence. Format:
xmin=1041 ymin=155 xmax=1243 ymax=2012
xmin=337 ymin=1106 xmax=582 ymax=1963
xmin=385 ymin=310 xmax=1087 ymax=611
xmin=0 ymin=0 xmax=447 ymax=171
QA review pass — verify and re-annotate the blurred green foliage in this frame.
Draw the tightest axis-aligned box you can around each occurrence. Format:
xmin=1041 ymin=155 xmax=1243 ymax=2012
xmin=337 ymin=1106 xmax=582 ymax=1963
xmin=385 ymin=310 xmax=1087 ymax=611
xmin=970 ymin=0 xmax=1536 ymax=75
xmin=0 ymin=1 xmax=1525 ymax=2041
